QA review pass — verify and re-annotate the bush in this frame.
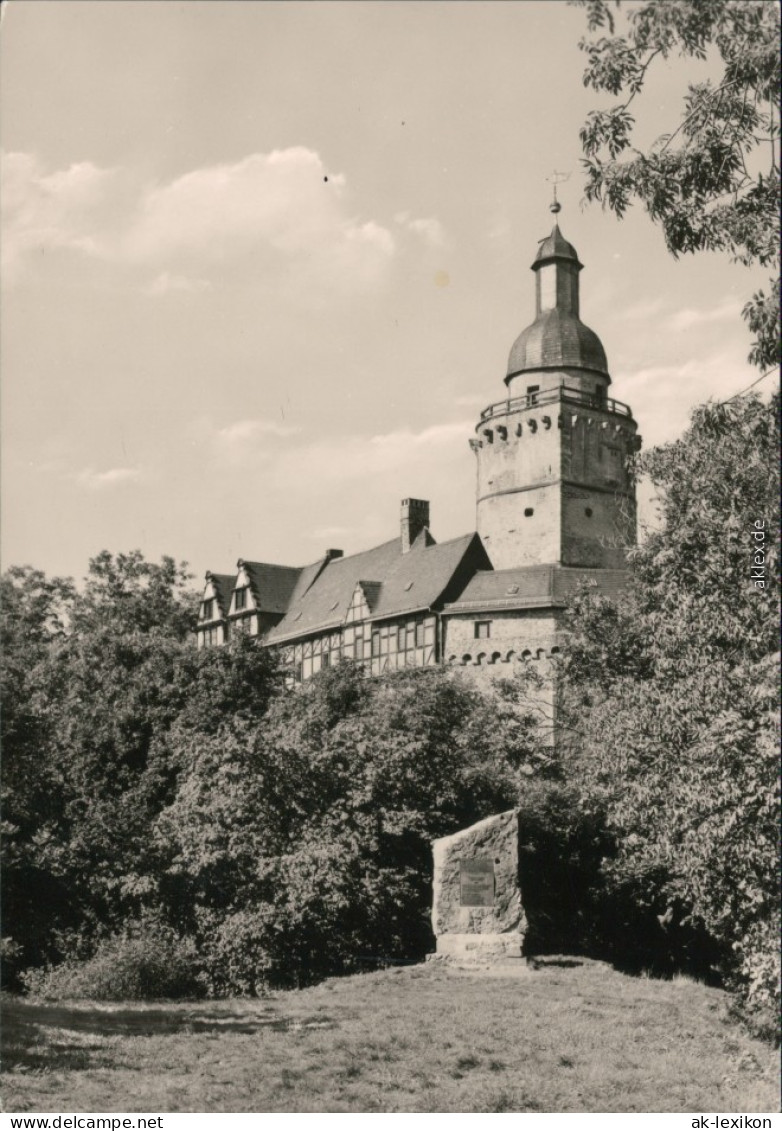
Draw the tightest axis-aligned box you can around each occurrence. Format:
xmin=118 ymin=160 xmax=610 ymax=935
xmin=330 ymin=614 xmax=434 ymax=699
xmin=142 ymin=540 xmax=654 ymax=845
xmin=730 ymin=912 xmax=782 ymax=1043
xmin=517 ymin=781 xmax=612 ymax=957
xmin=516 ymin=781 xmax=727 ymax=981
xmin=20 ymin=923 xmax=204 ymax=1001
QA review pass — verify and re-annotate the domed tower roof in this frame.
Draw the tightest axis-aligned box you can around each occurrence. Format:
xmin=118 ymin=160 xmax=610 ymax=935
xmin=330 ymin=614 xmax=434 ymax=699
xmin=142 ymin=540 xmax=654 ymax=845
xmin=506 ymin=221 xmax=610 ymax=384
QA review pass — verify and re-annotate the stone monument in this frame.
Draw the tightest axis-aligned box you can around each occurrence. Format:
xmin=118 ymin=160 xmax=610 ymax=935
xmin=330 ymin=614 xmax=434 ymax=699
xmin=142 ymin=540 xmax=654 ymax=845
xmin=430 ymin=809 xmax=526 ymax=963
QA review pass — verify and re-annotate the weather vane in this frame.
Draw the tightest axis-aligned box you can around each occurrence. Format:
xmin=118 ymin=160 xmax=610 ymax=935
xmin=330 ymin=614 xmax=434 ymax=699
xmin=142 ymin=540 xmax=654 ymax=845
xmin=546 ymin=170 xmax=571 ymax=214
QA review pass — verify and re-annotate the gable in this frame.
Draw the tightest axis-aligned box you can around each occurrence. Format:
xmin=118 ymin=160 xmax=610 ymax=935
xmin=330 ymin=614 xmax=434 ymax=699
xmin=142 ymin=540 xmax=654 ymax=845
xmin=199 ymin=572 xmax=234 ymax=621
xmin=344 ymin=581 xmax=381 ymax=624
xmin=241 ymin=560 xmax=304 ymax=615
xmin=228 ymin=564 xmax=257 ymax=616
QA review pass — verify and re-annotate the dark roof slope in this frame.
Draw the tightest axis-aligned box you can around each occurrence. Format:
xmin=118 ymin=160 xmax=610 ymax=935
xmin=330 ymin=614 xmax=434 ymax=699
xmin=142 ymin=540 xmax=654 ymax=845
xmin=358 ymin=581 xmax=383 ymax=612
xmin=240 ymin=561 xmax=305 ymax=615
xmin=444 ymin=565 xmax=629 ymax=612
xmin=204 ymin=573 xmax=235 ymax=619
xmin=265 ymin=531 xmax=487 ymax=644
xmin=507 ymin=309 xmax=609 ymax=379
xmin=532 ymin=224 xmax=582 ymax=269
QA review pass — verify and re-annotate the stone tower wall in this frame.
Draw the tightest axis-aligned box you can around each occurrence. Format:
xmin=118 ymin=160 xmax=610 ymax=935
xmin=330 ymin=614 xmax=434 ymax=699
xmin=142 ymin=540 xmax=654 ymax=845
xmin=474 ymin=403 xmax=562 ymax=569
xmin=475 ymin=400 xmax=638 ymax=570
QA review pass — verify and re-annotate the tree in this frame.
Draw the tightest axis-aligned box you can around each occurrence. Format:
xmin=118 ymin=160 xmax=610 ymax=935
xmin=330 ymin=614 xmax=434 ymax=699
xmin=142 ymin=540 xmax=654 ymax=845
xmin=71 ymin=549 xmax=197 ymax=639
xmin=571 ymin=0 xmax=780 ymax=369
xmin=157 ymin=663 xmax=537 ymax=993
xmin=0 ymin=568 xmax=77 ymax=978
xmin=0 ymin=550 xmax=283 ymax=986
xmin=560 ymin=394 xmax=780 ymax=1034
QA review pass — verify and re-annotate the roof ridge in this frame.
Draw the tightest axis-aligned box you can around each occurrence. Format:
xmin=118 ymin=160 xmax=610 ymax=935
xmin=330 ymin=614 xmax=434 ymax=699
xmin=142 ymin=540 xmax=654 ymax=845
xmin=240 ymin=560 xmax=302 ymax=573
xmin=423 ymin=530 xmax=475 ymax=550
xmin=323 ymin=533 xmax=398 ymax=560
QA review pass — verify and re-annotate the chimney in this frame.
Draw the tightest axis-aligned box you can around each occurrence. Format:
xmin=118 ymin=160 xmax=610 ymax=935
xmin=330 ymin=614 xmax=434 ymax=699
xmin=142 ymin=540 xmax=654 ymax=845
xmin=401 ymin=498 xmax=429 ymax=553
xmin=325 ymin=548 xmax=344 ymax=562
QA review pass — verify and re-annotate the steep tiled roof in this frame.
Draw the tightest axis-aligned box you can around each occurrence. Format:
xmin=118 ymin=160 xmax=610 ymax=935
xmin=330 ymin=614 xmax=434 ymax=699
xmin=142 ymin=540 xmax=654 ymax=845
xmin=532 ymin=224 xmax=582 ymax=268
xmin=204 ymin=573 xmax=235 ymax=619
xmin=265 ymin=531 xmax=489 ymax=644
xmin=240 ymin=561 xmax=305 ymax=615
xmin=443 ymin=565 xmax=629 ymax=612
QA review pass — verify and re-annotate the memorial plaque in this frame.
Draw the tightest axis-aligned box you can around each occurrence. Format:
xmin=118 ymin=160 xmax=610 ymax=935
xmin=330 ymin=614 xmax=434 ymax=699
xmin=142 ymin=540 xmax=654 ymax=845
xmin=459 ymin=857 xmax=495 ymax=906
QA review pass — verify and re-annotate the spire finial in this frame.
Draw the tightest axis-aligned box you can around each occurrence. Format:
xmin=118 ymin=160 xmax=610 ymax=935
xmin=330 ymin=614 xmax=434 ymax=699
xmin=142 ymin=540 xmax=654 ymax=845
xmin=546 ymin=169 xmax=570 ymax=215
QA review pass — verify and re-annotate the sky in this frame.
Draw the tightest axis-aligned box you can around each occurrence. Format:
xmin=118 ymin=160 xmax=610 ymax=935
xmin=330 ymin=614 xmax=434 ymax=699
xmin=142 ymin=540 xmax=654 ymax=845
xmin=1 ymin=0 xmax=772 ymax=585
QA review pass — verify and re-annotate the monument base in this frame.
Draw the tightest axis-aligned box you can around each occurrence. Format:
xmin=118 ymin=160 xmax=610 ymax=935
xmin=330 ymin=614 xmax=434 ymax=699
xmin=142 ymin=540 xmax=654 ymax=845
xmin=434 ymin=933 xmax=523 ymax=963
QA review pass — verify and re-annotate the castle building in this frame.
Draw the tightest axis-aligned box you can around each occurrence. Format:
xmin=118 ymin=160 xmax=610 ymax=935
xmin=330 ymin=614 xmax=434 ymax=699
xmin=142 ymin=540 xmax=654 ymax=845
xmin=197 ymin=210 xmax=640 ymax=693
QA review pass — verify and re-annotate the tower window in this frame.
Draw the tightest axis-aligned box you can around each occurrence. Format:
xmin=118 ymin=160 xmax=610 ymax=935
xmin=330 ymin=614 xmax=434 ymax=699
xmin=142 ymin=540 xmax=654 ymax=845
xmin=474 ymin=621 xmax=491 ymax=640
xmin=526 ymin=385 xmax=540 ymax=406
xmin=524 ymin=507 xmax=534 ymax=517
xmin=585 ymin=507 xmax=593 ymax=517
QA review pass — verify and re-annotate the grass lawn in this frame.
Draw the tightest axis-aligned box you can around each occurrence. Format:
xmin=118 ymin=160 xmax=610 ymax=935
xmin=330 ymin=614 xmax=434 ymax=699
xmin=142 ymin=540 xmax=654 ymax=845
xmin=2 ymin=959 xmax=779 ymax=1113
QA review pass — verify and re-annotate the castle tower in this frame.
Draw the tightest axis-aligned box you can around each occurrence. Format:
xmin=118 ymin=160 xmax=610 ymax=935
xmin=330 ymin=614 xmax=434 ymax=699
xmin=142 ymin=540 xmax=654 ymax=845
xmin=472 ymin=208 xmax=640 ymax=570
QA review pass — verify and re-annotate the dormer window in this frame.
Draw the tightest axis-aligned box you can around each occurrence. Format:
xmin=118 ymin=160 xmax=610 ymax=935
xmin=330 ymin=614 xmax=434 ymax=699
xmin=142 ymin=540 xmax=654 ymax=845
xmin=235 ymin=587 xmax=248 ymax=611
xmin=203 ymin=599 xmax=215 ymax=621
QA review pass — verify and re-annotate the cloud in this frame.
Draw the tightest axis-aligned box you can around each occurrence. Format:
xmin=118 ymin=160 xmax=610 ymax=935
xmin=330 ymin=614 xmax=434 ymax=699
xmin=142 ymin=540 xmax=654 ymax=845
xmin=76 ymin=466 xmax=142 ymax=490
xmin=310 ymin=525 xmax=355 ymax=540
xmin=143 ymin=271 xmax=211 ymax=296
xmin=255 ymin=420 xmax=477 ymax=551
xmin=617 ymin=297 xmax=667 ymax=323
xmin=1 ymin=151 xmax=119 ymax=281
xmin=268 ymin=421 xmax=471 ymax=494
xmin=624 ymin=347 xmax=768 ymax=447
xmin=210 ymin=417 xmax=300 ymax=468
xmin=487 ymin=214 xmax=512 ymax=244
xmin=125 ymin=149 xmax=395 ymax=284
xmin=664 ymin=299 xmax=740 ymax=333
xmin=217 ymin=418 xmax=299 ymax=443
xmin=394 ymin=210 xmax=446 ymax=248
xmin=2 ymin=148 xmax=395 ymax=291
xmin=212 ymin=420 xmax=471 ymax=480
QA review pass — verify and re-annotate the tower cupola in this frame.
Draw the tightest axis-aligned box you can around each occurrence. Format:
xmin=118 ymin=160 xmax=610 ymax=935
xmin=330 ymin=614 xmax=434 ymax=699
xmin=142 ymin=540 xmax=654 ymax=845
xmin=471 ymin=203 xmax=639 ymax=572
xmin=506 ymin=216 xmax=609 ymax=389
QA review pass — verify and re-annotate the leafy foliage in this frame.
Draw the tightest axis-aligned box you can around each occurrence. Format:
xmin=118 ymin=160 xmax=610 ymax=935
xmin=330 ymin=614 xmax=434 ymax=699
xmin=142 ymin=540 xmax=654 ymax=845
xmin=1 ymin=551 xmax=281 ymax=987
xmin=158 ymin=663 xmax=532 ymax=993
xmin=559 ymin=394 xmax=780 ymax=1033
xmin=21 ymin=923 xmax=204 ymax=1002
xmin=2 ymin=554 xmax=535 ymax=996
xmin=571 ymin=0 xmax=781 ymax=369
